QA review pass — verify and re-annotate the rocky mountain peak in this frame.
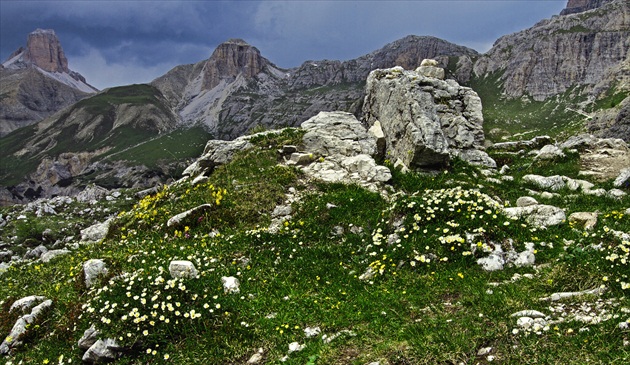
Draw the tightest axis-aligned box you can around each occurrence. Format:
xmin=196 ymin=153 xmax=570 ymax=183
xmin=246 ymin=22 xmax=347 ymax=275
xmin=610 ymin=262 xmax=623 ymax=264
xmin=560 ymin=0 xmax=615 ymax=15
xmin=202 ymin=38 xmax=269 ymax=90
xmin=23 ymin=28 xmax=70 ymax=73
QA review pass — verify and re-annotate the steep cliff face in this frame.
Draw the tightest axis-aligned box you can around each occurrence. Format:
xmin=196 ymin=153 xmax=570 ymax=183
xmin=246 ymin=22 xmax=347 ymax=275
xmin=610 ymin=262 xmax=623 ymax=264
xmin=560 ymin=0 xmax=615 ymax=15
xmin=22 ymin=28 xmax=70 ymax=73
xmin=0 ymin=29 xmax=97 ymax=136
xmin=473 ymin=0 xmax=629 ymax=102
xmin=287 ymin=35 xmax=479 ymax=89
xmin=202 ymin=39 xmax=269 ymax=90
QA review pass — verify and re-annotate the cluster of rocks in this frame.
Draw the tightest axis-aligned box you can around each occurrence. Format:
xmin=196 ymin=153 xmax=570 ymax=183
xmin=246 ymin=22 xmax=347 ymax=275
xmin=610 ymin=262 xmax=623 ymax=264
xmin=183 ymin=61 xmax=494 ymax=196
xmin=0 ymin=189 xmax=127 ymax=276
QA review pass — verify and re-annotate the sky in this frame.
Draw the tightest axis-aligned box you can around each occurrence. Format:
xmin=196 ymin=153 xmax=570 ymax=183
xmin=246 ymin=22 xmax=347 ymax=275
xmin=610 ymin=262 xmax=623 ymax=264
xmin=0 ymin=0 xmax=568 ymax=90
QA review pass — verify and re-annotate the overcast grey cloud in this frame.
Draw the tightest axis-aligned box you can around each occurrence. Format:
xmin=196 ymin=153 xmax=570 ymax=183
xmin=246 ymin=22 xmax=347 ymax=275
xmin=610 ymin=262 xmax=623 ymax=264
xmin=1 ymin=0 xmax=567 ymax=90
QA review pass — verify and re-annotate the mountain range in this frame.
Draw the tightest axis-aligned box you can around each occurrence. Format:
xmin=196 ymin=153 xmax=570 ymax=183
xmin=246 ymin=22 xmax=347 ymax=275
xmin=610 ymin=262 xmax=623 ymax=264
xmin=0 ymin=0 xmax=628 ymax=205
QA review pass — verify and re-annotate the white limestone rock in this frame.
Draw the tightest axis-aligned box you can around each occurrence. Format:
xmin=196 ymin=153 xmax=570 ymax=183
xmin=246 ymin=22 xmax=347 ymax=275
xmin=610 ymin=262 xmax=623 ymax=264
xmin=83 ymin=259 xmax=108 ymax=289
xmin=81 ymin=218 xmax=113 ymax=243
xmin=0 ymin=299 xmax=52 ymax=355
xmin=535 ymin=144 xmax=565 ymax=160
xmin=10 ymin=295 xmax=46 ymax=314
xmin=362 ymin=66 xmax=490 ymax=169
xmin=613 ymin=168 xmax=630 ymax=188
xmin=221 ymin=276 xmax=241 ymax=294
xmin=167 ymin=204 xmax=213 ymax=228
xmin=516 ymin=196 xmax=538 ymax=207
xmin=40 ymin=249 xmax=70 ymax=263
xmin=169 ymin=260 xmax=199 ymax=279
xmin=503 ymin=204 xmax=566 ymax=227
xmin=568 ymin=212 xmax=598 ymax=230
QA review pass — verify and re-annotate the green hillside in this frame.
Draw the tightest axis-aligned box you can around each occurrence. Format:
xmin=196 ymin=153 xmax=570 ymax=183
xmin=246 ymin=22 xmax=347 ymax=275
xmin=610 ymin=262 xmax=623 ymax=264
xmin=1 ymin=129 xmax=628 ymax=364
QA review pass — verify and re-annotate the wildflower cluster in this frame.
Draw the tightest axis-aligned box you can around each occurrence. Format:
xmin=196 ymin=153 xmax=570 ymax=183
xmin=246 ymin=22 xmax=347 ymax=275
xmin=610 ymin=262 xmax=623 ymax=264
xmin=83 ymin=266 xmax=221 ymax=352
xmin=600 ymin=225 xmax=630 ymax=291
xmin=365 ymin=187 xmax=525 ymax=276
xmin=118 ymin=182 xmax=227 ymax=232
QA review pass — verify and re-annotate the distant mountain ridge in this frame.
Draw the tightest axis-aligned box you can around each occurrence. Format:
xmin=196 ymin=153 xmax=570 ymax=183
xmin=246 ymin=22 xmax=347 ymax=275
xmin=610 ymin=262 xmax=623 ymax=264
xmin=152 ymin=35 xmax=479 ymax=139
xmin=0 ymin=29 xmax=97 ymax=136
xmin=1 ymin=0 xmax=629 ymax=204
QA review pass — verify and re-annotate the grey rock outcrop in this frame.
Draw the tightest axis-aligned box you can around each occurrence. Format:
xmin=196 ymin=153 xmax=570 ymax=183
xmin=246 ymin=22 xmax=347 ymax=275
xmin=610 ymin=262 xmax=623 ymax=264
xmin=297 ymin=112 xmax=392 ymax=190
xmin=82 ymin=338 xmax=121 ymax=363
xmin=301 ymin=111 xmax=377 ymax=157
xmin=560 ymin=0 xmax=615 ymax=15
xmin=559 ymin=134 xmax=630 ymax=181
xmin=362 ymin=65 xmax=494 ymax=169
xmin=591 ymin=98 xmax=630 ymax=143
xmin=503 ymin=204 xmax=566 ymax=228
xmin=0 ymin=298 xmax=53 ymax=355
xmin=78 ymin=324 xmax=100 ymax=350
xmin=474 ymin=0 xmax=629 ymax=102
xmin=183 ymin=138 xmax=253 ymax=178
xmin=614 ymin=168 xmax=630 ymax=188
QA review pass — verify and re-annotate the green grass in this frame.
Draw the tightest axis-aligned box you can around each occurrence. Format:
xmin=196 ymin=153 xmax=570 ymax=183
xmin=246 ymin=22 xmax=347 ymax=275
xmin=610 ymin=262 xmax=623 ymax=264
xmin=1 ymin=132 xmax=629 ymax=364
xmin=470 ymin=73 xmax=589 ymax=142
xmin=74 ymin=84 xmax=171 ymax=116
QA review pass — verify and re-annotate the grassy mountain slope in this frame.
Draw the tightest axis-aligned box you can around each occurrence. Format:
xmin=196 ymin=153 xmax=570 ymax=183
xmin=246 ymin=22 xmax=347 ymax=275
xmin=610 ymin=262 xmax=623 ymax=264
xmin=469 ymin=71 xmax=629 ymax=142
xmin=1 ymin=129 xmax=628 ymax=364
xmin=0 ymin=84 xmax=188 ymax=187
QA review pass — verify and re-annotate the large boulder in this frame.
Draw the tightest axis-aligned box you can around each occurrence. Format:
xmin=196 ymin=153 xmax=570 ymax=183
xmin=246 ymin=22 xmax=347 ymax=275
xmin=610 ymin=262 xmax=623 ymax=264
xmin=301 ymin=111 xmax=377 ymax=157
xmin=362 ymin=65 xmax=494 ymax=169
xmin=296 ymin=112 xmax=391 ymax=191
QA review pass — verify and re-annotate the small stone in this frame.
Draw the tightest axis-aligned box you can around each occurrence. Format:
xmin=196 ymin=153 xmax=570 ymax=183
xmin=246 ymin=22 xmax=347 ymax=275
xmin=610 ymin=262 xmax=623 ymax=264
xmin=568 ymin=212 xmax=598 ymax=230
xmin=516 ymin=196 xmax=538 ymax=207
xmin=359 ymin=267 xmax=376 ymax=280
xmin=607 ymin=189 xmax=627 ymax=199
xmin=78 ymin=324 xmax=100 ymax=350
xmin=40 ymin=249 xmax=70 ymax=263
xmin=169 ymin=260 xmax=199 ymax=279
xmin=517 ymin=317 xmax=534 ymax=329
xmin=167 ymin=204 xmax=213 ymax=228
xmin=613 ymin=168 xmax=630 ymax=188
xmin=477 ymin=347 xmax=492 ymax=356
xmin=511 ymin=310 xmax=546 ymax=318
xmin=288 ymin=152 xmax=314 ymax=165
xmin=304 ymin=326 xmax=321 ymax=338
xmin=83 ymin=259 xmax=108 ymax=288
xmin=247 ymin=348 xmax=265 ymax=364
xmin=272 ymin=205 xmax=292 ymax=218
xmin=477 ymin=254 xmax=504 ymax=271
xmin=80 ymin=219 xmax=113 ymax=243
xmin=288 ymin=341 xmax=305 ymax=353
xmin=222 ymin=276 xmax=240 ymax=294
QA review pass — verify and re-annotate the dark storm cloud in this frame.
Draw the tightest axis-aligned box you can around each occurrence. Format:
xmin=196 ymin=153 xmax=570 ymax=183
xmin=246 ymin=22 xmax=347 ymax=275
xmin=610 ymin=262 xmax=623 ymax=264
xmin=1 ymin=0 xmax=567 ymax=89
